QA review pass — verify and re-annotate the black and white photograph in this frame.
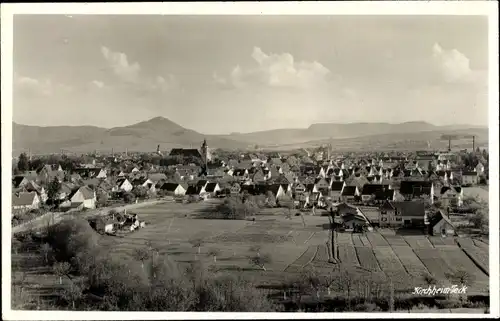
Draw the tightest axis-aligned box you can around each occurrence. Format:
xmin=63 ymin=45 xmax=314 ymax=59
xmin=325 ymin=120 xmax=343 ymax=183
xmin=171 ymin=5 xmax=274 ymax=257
xmin=1 ymin=2 xmax=498 ymax=319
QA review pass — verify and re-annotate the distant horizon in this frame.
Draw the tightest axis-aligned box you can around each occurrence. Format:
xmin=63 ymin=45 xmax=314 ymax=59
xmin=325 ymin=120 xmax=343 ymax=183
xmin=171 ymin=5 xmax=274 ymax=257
xmin=13 ymin=116 xmax=488 ymax=136
xmin=13 ymin=15 xmax=488 ymax=134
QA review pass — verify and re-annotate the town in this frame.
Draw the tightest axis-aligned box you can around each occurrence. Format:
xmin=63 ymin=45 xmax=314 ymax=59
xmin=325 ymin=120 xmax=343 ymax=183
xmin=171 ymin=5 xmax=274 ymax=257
xmin=11 ymin=137 xmax=490 ymax=312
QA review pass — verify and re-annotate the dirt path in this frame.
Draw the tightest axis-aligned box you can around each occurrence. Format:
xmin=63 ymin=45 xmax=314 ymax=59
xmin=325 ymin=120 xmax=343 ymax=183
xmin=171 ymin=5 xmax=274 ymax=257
xmin=12 ymin=198 xmax=171 ymax=234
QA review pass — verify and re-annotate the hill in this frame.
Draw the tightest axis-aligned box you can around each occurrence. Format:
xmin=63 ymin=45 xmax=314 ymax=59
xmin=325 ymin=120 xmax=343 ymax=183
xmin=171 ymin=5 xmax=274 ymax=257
xmin=12 ymin=117 xmax=487 ymax=154
xmin=225 ymin=121 xmax=482 ymax=146
xmin=263 ymin=127 xmax=489 ymax=152
xmin=13 ymin=117 xmax=250 ymax=154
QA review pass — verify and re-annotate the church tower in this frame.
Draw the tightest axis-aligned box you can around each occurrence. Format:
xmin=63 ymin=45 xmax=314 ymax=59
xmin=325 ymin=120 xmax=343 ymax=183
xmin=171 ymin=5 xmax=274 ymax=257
xmin=200 ymin=139 xmax=211 ymax=166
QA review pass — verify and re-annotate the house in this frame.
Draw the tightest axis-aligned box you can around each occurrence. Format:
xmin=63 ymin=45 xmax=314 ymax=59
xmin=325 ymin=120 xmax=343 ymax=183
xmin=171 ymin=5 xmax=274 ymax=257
xmin=114 ymin=178 xmax=133 ymax=192
xmin=360 ymin=184 xmax=391 ymax=204
xmin=202 ymin=182 xmax=221 ymax=197
xmin=185 ymin=185 xmax=203 ymax=197
xmin=330 ymin=181 xmax=345 ymax=202
xmin=13 ymin=176 xmax=30 ymax=189
xmin=342 ymin=211 xmax=371 ymax=230
xmin=268 ymin=184 xmax=286 ymax=200
xmin=462 ymin=171 xmax=478 ymax=186
xmin=475 ymin=162 xmax=485 ymax=175
xmin=335 ymin=202 xmax=358 ymax=216
xmin=23 ymin=180 xmax=48 ymax=203
xmin=436 ymin=170 xmax=453 ymax=184
xmin=373 ymin=189 xmax=396 ymax=203
xmin=440 ymin=186 xmax=464 ymax=208
xmin=357 ymin=206 xmax=381 ymax=225
xmin=340 ymin=186 xmax=360 ymax=203
xmin=314 ymin=177 xmax=330 ymax=192
xmin=70 ymin=186 xmax=97 ymax=209
xmin=428 ymin=210 xmax=457 ymax=237
xmin=379 ymin=201 xmax=400 ymax=227
xmin=159 ymin=182 xmax=187 ymax=196
xmin=12 ymin=192 xmax=40 ymax=213
xmin=391 ymin=201 xmax=426 ymax=228
xmin=399 ymin=181 xmax=434 ymax=203
xmin=230 ymin=183 xmax=241 ymax=195
xmin=293 ymin=183 xmax=307 ymax=197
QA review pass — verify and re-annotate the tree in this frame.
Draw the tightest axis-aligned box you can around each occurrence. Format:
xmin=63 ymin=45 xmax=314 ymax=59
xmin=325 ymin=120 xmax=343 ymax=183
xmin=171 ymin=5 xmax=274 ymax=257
xmin=207 ymin=248 xmax=220 ymax=263
xmin=248 ymin=253 xmax=271 ymax=271
xmin=97 ymin=192 xmax=108 ymax=207
xmin=60 ymin=280 xmax=86 ymax=309
xmin=47 ymin=177 xmax=62 ymax=201
xmin=132 ymin=185 xmax=148 ymax=199
xmin=189 ymin=237 xmax=204 ymax=256
xmin=446 ymin=269 xmax=474 ymax=302
xmin=53 ymin=261 xmax=72 ymax=285
xmin=123 ymin=192 xmax=136 ymax=204
xmin=133 ymin=247 xmax=151 ymax=270
xmin=41 ymin=243 xmax=52 ymax=264
xmin=17 ymin=153 xmax=29 ymax=172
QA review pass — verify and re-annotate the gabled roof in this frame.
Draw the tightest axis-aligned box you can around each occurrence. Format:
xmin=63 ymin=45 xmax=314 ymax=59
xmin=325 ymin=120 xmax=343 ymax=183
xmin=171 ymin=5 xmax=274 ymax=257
xmin=12 ymin=176 xmax=28 ymax=188
xmin=331 ymin=181 xmax=345 ymax=191
xmin=12 ymin=192 xmax=37 ymax=206
xmin=185 ymin=185 xmax=202 ymax=195
xmin=361 ymin=184 xmax=389 ymax=195
xmin=341 ymin=186 xmax=358 ymax=196
xmin=204 ymin=182 xmax=218 ymax=192
xmin=390 ymin=201 xmax=425 ymax=217
xmin=77 ymin=186 xmax=95 ymax=200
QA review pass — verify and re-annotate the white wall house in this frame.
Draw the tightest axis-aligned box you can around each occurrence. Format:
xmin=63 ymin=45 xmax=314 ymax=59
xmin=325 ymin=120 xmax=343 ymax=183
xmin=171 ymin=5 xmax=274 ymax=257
xmin=70 ymin=186 xmax=96 ymax=209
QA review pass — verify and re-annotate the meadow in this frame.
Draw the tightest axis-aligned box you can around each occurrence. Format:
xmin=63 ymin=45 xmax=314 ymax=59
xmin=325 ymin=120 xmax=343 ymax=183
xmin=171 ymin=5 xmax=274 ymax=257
xmin=96 ymin=200 xmax=489 ymax=294
xmin=11 ymin=199 xmax=490 ymax=311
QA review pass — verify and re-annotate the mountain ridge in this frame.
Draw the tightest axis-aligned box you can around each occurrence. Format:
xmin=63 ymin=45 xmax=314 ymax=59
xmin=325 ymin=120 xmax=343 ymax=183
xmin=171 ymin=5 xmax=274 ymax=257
xmin=12 ymin=117 xmax=487 ymax=154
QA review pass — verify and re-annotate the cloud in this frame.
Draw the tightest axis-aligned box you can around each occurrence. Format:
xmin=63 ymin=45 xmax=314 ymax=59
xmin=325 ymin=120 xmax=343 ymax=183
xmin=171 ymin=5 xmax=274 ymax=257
xmin=15 ymin=75 xmax=72 ymax=96
xmin=92 ymin=80 xmax=104 ymax=89
xmin=217 ymin=47 xmax=331 ymax=89
xmin=101 ymin=46 xmax=141 ymax=83
xmin=149 ymin=75 xmax=179 ymax=92
xmin=432 ymin=43 xmax=474 ymax=83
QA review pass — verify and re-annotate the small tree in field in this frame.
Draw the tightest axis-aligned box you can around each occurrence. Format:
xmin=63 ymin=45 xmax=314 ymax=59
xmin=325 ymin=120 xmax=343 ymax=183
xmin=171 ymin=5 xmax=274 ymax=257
xmin=446 ymin=269 xmax=474 ymax=302
xmin=61 ymin=280 xmax=86 ymax=309
xmin=133 ymin=247 xmax=151 ymax=270
xmin=41 ymin=243 xmax=52 ymax=264
xmin=189 ymin=237 xmax=204 ymax=256
xmin=207 ymin=248 xmax=220 ymax=263
xmin=248 ymin=253 xmax=271 ymax=271
xmin=53 ymin=261 xmax=72 ymax=285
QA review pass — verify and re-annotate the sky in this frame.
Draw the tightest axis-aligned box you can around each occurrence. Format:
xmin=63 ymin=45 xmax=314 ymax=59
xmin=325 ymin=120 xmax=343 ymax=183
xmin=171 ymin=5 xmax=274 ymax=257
xmin=13 ymin=15 xmax=489 ymax=134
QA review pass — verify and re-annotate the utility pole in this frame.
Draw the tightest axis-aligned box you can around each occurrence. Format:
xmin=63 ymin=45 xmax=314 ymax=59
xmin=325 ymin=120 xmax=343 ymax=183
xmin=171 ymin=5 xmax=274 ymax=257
xmin=472 ymin=135 xmax=475 ymax=151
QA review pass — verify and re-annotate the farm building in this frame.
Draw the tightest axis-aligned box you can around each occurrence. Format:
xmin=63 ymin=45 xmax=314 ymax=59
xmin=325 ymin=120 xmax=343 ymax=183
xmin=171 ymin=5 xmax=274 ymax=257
xmin=399 ymin=180 xmax=434 ymax=203
xmin=12 ymin=192 xmax=41 ymax=214
xmin=341 ymin=186 xmax=360 ymax=203
xmin=70 ymin=186 xmax=97 ymax=209
xmin=462 ymin=171 xmax=479 ymax=186
xmin=159 ymin=182 xmax=187 ymax=196
xmin=330 ymin=181 xmax=345 ymax=202
xmin=391 ymin=201 xmax=426 ymax=228
xmin=427 ymin=210 xmax=457 ymax=237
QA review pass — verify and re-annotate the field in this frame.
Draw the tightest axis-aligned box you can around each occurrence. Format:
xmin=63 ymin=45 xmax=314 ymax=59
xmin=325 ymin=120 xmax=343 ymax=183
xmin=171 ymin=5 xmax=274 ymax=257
xmin=96 ymin=200 xmax=330 ymax=286
xmin=12 ymin=199 xmax=490 ymax=308
xmin=86 ymin=201 xmax=492 ymax=293
xmin=334 ymin=230 xmax=489 ymax=294
xmin=463 ymin=187 xmax=489 ymax=203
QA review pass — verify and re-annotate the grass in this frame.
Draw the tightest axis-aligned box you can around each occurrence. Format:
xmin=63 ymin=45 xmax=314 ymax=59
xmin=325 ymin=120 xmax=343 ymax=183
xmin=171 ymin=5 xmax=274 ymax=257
xmin=355 ymin=247 xmax=380 ymax=272
xmin=11 ymin=200 xmax=491 ymax=310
